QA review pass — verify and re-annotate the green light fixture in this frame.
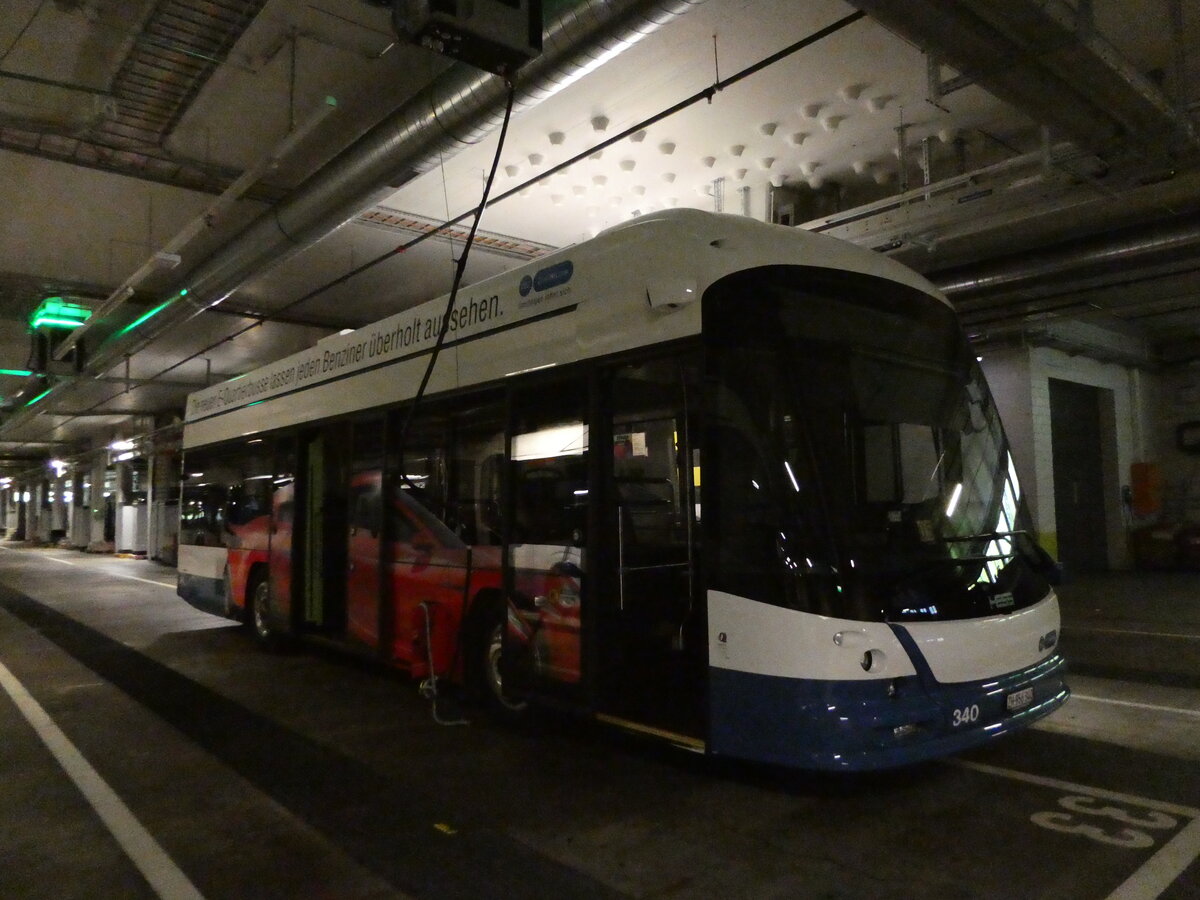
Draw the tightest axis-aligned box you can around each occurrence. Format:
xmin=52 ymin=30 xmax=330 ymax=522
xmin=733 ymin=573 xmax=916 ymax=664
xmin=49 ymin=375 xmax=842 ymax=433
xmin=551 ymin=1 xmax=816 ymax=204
xmin=29 ymin=296 xmax=92 ymax=331
xmin=0 ymin=369 xmax=33 ymax=377
xmin=117 ymin=299 xmax=173 ymax=336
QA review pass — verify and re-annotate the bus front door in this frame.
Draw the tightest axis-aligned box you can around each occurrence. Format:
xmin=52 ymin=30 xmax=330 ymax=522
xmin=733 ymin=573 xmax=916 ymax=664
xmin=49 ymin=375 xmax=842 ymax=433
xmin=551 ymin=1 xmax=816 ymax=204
xmin=599 ymin=357 xmax=704 ymax=741
xmin=299 ymin=429 xmax=347 ymax=634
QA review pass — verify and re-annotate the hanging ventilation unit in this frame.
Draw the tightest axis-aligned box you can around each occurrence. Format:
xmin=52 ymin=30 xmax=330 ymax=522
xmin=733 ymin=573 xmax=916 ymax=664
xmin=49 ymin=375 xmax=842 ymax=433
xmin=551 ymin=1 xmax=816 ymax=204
xmin=391 ymin=0 xmax=543 ymax=76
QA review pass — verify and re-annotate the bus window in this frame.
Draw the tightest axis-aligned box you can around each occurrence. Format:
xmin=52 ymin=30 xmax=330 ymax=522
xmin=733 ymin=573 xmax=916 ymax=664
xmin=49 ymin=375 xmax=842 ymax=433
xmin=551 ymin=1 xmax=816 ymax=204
xmin=346 ymin=420 xmax=385 ymax=648
xmin=179 ymin=440 xmax=272 ymax=548
xmin=863 ymin=422 xmax=942 ymax=506
xmin=444 ymin=393 xmax=506 ymax=545
xmin=350 ymin=477 xmax=383 ymax=537
xmin=507 ymin=378 xmax=588 ymax=689
xmin=388 ymin=405 xmax=448 ymax=522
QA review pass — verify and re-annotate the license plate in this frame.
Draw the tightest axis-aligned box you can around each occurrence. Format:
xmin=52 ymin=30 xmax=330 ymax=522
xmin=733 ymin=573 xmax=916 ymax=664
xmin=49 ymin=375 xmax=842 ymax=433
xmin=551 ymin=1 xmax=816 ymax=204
xmin=1006 ymin=687 xmax=1034 ymax=712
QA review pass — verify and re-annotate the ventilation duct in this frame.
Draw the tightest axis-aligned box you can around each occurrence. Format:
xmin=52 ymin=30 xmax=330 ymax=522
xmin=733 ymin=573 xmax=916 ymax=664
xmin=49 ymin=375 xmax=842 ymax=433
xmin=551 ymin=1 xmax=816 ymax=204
xmin=931 ymin=212 xmax=1200 ymax=298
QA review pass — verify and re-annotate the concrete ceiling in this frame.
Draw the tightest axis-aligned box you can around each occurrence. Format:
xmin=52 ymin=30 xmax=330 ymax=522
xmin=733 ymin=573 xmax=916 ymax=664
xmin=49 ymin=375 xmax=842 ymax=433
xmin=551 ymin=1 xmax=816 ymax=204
xmin=0 ymin=0 xmax=1197 ymax=476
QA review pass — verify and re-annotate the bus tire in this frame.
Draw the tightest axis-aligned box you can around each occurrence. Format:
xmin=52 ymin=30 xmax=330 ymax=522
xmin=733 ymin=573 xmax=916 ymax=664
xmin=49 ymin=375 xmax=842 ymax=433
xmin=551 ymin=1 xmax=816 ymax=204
xmin=467 ymin=595 xmax=527 ymax=721
xmin=249 ymin=573 xmax=283 ymax=650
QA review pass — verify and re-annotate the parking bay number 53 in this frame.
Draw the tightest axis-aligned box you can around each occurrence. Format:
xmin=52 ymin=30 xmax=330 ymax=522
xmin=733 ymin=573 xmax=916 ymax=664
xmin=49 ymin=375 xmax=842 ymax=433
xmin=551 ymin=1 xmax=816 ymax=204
xmin=1031 ymin=795 xmax=1178 ymax=848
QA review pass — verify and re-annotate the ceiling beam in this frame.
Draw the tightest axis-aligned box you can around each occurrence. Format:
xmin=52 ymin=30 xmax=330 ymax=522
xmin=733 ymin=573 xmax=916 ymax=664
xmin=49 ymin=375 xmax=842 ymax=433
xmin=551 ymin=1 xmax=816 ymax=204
xmin=848 ymin=0 xmax=1198 ymax=162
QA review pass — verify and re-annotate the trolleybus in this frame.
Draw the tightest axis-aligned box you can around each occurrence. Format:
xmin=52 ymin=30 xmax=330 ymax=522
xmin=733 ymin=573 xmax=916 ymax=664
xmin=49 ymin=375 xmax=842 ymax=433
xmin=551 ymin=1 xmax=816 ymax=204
xmin=177 ymin=208 xmax=1068 ymax=770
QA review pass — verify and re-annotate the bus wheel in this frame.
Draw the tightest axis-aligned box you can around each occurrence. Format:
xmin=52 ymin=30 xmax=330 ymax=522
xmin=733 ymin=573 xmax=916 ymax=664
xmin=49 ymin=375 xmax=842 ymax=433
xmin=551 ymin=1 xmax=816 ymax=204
xmin=250 ymin=576 xmax=281 ymax=649
xmin=470 ymin=598 xmax=527 ymax=720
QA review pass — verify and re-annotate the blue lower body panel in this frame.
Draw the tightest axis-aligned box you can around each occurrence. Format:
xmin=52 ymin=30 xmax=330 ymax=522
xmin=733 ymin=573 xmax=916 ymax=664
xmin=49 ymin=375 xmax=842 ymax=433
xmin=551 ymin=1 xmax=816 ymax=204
xmin=709 ymin=653 xmax=1068 ymax=771
xmin=177 ymin=572 xmax=226 ymax=618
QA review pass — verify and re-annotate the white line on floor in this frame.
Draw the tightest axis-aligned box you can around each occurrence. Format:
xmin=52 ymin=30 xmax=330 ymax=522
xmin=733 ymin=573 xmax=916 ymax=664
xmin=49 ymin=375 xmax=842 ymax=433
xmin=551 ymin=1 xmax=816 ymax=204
xmin=0 ymin=660 xmax=205 ymax=900
xmin=1069 ymin=626 xmax=1200 ymax=641
xmin=950 ymin=759 xmax=1200 ymax=818
xmin=1105 ymin=816 xmax=1200 ymax=900
xmin=0 ymin=547 xmax=175 ymax=589
xmin=953 ymin=759 xmax=1200 ymax=900
xmin=1071 ymin=693 xmax=1200 ymax=719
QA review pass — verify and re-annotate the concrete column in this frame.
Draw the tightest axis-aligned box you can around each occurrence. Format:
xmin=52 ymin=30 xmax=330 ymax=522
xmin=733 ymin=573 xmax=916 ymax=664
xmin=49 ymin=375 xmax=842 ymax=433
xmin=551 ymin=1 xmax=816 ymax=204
xmin=32 ymin=480 xmax=51 ymax=542
xmin=88 ymin=458 xmax=111 ymax=552
xmin=69 ymin=469 xmax=88 ymax=548
xmin=148 ymin=446 xmax=180 ymax=565
xmin=146 ymin=451 xmax=158 ymax=559
xmin=50 ymin=470 xmax=68 ymax=543
xmin=113 ymin=460 xmax=149 ymax=556
xmin=13 ymin=485 xmax=27 ymax=541
xmin=114 ymin=461 xmax=132 ymax=553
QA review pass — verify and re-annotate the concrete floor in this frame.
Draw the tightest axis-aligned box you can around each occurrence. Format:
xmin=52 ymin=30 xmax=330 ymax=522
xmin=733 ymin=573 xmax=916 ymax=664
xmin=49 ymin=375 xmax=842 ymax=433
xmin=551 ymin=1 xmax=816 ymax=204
xmin=0 ymin=544 xmax=1197 ymax=899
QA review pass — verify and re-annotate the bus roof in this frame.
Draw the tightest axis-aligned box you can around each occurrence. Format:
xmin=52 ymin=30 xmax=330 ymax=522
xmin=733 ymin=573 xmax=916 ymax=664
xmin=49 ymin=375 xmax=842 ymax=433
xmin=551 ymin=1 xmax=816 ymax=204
xmin=183 ymin=209 xmax=948 ymax=447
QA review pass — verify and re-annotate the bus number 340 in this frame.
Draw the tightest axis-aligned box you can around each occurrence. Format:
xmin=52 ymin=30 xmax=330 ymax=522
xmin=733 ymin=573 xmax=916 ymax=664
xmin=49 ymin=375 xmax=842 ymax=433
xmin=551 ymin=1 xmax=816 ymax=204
xmin=951 ymin=704 xmax=980 ymax=727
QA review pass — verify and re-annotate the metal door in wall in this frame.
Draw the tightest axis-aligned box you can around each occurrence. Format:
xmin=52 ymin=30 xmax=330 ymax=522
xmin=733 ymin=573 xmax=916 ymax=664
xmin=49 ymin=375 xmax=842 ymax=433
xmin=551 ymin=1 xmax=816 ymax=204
xmin=1049 ymin=378 xmax=1109 ymax=572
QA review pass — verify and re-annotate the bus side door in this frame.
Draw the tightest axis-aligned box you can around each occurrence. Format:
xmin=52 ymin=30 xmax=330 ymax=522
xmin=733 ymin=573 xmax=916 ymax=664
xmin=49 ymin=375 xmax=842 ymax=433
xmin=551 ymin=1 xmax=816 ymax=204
xmin=598 ymin=355 xmax=704 ymax=738
xmin=504 ymin=376 xmax=590 ymax=700
xmin=387 ymin=490 xmax=470 ymax=675
xmin=346 ymin=469 xmax=384 ymax=648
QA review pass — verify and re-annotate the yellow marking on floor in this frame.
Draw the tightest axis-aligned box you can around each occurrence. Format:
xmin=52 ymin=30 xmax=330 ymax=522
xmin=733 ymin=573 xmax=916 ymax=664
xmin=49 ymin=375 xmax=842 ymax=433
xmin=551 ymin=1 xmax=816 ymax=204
xmin=595 ymin=713 xmax=706 ymax=750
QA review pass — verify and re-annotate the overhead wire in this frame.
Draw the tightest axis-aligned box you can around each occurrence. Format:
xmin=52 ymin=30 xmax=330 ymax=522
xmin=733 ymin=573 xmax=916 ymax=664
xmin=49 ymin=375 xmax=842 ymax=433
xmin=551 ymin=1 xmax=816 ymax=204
xmin=0 ymin=0 xmax=47 ymax=65
xmin=395 ymin=78 xmax=518 ymax=489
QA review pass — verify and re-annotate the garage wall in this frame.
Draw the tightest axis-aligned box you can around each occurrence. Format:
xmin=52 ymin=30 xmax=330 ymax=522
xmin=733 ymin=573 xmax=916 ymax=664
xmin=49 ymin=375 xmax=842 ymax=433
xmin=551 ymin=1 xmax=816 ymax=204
xmin=979 ymin=343 xmax=1038 ymax=516
xmin=982 ymin=344 xmax=1158 ymax=570
xmin=1157 ymin=368 xmax=1200 ymax=524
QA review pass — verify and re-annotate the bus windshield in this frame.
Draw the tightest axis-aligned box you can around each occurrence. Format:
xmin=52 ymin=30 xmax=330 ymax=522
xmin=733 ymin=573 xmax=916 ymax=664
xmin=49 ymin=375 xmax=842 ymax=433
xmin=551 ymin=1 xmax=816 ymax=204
xmin=704 ymin=265 xmax=1051 ymax=623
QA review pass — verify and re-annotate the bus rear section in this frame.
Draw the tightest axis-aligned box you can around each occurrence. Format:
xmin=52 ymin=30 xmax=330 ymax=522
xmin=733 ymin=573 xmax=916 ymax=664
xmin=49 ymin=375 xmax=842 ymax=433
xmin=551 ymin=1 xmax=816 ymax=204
xmin=176 ymin=427 xmax=507 ymax=685
xmin=177 ymin=448 xmax=272 ymax=619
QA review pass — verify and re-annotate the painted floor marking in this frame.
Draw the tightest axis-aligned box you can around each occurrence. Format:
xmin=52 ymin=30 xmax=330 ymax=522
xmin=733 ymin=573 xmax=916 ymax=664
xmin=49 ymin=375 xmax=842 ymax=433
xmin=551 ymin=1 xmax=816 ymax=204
xmin=953 ymin=759 xmax=1200 ymax=900
xmin=0 ymin=547 xmax=175 ymax=589
xmin=1071 ymin=693 xmax=1200 ymax=719
xmin=0 ymin=659 xmax=205 ymax=900
xmin=952 ymin=759 xmax=1200 ymax=818
xmin=1069 ymin=626 xmax=1200 ymax=641
xmin=1104 ymin=817 xmax=1200 ymax=900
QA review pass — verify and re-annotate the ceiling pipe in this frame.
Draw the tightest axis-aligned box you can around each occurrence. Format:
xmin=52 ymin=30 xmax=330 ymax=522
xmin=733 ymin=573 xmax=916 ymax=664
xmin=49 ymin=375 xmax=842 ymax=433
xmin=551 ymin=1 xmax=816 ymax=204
xmin=805 ymin=142 xmax=1085 ymax=235
xmin=54 ymin=96 xmax=340 ymax=364
xmin=931 ymin=211 xmax=1200 ymax=298
xmin=84 ymin=0 xmax=708 ymax=377
xmin=846 ymin=0 xmax=1198 ymax=159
